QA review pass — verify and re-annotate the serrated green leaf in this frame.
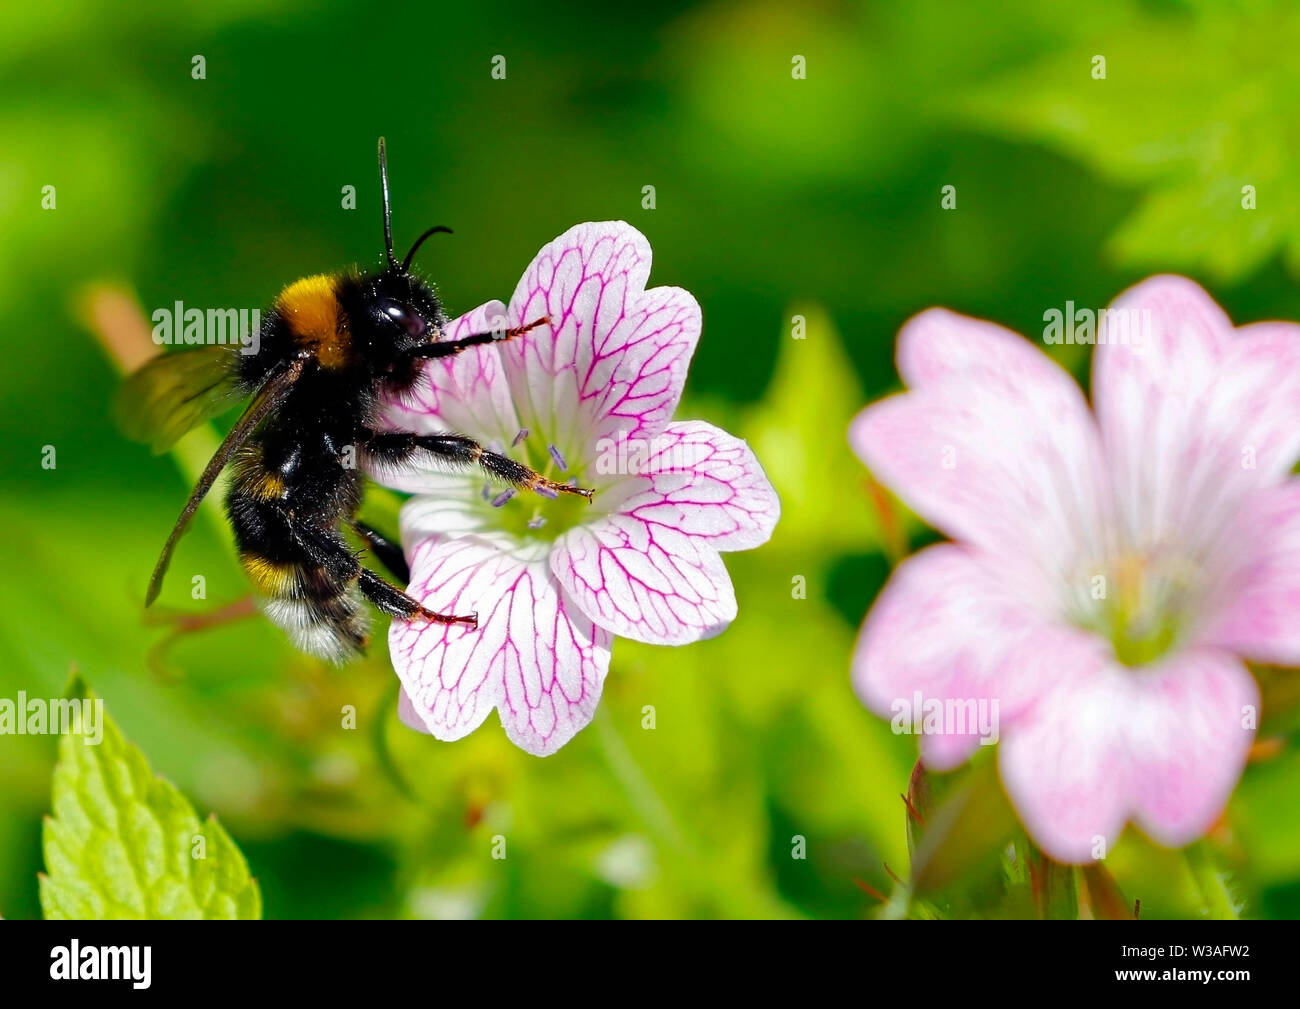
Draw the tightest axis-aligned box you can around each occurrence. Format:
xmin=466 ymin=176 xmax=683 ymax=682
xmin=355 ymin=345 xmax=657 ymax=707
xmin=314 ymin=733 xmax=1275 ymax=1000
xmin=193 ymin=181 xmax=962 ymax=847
xmin=40 ymin=690 xmax=261 ymax=920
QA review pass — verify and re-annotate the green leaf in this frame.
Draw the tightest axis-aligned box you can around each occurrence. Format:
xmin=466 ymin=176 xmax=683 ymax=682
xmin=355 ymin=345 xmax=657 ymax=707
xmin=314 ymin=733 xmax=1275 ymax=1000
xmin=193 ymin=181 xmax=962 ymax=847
xmin=39 ymin=689 xmax=262 ymax=920
xmin=960 ymin=0 xmax=1300 ymax=283
xmin=1184 ymin=840 xmax=1246 ymax=921
xmin=1031 ymin=853 xmax=1078 ymax=921
xmin=744 ymin=304 xmax=905 ymax=559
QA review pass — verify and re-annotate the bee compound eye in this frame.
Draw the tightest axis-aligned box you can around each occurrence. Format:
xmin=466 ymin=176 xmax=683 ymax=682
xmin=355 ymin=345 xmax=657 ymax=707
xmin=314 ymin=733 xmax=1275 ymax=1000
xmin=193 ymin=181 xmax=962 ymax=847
xmin=376 ymin=298 xmax=427 ymax=339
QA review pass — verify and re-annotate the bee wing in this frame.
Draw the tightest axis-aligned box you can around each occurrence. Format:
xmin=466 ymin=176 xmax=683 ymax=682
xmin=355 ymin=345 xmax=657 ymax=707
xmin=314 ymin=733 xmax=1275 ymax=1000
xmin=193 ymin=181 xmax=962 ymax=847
xmin=145 ymin=357 xmax=306 ymax=606
xmin=114 ymin=345 xmax=245 ymax=453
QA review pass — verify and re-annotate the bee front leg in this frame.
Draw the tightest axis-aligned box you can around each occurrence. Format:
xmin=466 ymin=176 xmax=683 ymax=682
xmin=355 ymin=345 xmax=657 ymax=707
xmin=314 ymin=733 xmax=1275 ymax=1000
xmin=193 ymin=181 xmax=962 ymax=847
xmin=407 ymin=315 xmax=550 ymax=360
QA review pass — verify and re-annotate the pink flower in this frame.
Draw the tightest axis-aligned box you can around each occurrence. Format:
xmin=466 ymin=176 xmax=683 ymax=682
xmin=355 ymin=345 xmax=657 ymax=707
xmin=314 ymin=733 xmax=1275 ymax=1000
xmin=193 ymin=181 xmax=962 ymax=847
xmin=374 ymin=222 xmax=779 ymax=755
xmin=850 ymin=276 xmax=1300 ymax=862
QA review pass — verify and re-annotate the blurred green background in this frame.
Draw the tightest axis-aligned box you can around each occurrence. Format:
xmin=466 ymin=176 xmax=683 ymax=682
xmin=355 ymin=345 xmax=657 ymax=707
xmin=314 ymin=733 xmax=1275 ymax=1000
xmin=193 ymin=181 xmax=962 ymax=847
xmin=2 ymin=0 xmax=1299 ymax=919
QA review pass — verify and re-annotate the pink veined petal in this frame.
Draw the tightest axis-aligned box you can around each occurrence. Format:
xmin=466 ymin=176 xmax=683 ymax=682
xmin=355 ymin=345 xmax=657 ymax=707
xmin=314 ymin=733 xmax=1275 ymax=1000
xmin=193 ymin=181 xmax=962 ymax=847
xmin=397 ymin=687 xmax=429 ymax=734
xmin=379 ymin=299 xmax=522 ymax=451
xmin=850 ymin=310 xmax=1110 ymax=605
xmin=388 ymin=537 xmax=503 ymax=744
xmin=1090 ymin=275 xmax=1300 ymax=561
xmin=551 ymin=512 xmax=737 ymax=645
xmin=852 ymin=544 xmax=1049 ymax=770
xmin=597 ymin=420 xmax=780 ymax=552
xmin=390 ymin=532 xmax=612 ymax=756
xmin=500 ymin=222 xmax=700 ymax=467
xmin=1200 ymin=481 xmax=1300 ymax=666
xmin=999 ymin=637 xmax=1257 ymax=863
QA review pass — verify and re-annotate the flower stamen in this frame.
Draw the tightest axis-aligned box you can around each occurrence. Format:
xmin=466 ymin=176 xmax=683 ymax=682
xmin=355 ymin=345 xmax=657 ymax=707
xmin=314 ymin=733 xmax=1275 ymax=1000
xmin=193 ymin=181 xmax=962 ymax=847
xmin=1073 ymin=546 xmax=1201 ymax=666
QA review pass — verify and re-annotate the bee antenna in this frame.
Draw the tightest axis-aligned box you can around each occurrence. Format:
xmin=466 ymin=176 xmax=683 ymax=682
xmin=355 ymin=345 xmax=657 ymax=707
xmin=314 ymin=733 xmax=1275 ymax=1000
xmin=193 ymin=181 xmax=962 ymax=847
xmin=378 ymin=137 xmax=398 ymax=270
xmin=402 ymin=225 xmax=453 ymax=272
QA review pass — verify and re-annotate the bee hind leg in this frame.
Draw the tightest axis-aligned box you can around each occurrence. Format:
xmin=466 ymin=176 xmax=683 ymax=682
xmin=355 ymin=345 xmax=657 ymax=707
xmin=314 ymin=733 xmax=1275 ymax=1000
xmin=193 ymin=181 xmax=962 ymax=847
xmin=291 ymin=521 xmax=475 ymax=629
xmin=357 ymin=569 xmax=477 ymax=628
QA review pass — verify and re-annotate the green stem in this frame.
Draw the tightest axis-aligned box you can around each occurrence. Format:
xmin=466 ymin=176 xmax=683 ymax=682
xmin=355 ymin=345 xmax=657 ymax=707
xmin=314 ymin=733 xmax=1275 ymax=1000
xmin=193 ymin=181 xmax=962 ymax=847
xmin=593 ymin=705 xmax=800 ymax=919
xmin=593 ymin=706 xmax=689 ymax=855
xmin=371 ymin=678 xmax=419 ymax=804
xmin=1185 ymin=842 xmax=1241 ymax=920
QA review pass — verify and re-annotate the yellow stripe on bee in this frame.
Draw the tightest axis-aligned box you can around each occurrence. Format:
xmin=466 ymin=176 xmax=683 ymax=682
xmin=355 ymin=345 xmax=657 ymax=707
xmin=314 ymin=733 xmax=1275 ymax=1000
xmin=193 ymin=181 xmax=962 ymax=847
xmin=241 ymin=554 xmax=297 ymax=595
xmin=246 ymin=469 xmax=285 ymax=501
xmin=277 ymin=274 xmax=350 ymax=368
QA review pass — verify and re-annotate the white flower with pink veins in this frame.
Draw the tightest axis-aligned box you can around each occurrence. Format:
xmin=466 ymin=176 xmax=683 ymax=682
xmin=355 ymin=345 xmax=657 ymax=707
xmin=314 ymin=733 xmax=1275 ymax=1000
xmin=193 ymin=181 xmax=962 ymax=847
xmin=851 ymin=276 xmax=1300 ymax=862
xmin=371 ymin=221 xmax=780 ymax=755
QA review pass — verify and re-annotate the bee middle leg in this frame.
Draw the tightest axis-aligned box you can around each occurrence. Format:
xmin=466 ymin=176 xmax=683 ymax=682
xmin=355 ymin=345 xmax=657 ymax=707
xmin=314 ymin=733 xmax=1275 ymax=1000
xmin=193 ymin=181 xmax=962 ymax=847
xmin=350 ymin=519 xmax=410 ymax=583
xmin=292 ymin=522 xmax=476 ymax=627
xmin=363 ymin=430 xmax=594 ymax=501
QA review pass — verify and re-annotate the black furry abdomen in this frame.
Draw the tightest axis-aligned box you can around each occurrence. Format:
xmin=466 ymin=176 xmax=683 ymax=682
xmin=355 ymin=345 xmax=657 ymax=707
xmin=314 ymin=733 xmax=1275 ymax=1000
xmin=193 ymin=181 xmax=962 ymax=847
xmin=225 ymin=366 xmax=374 ymax=662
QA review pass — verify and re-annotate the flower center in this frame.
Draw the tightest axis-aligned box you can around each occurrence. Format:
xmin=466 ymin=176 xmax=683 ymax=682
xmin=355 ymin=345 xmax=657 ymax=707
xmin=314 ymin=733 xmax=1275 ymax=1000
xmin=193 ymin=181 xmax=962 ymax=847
xmin=482 ymin=430 xmax=589 ymax=543
xmin=1071 ymin=547 xmax=1200 ymax=666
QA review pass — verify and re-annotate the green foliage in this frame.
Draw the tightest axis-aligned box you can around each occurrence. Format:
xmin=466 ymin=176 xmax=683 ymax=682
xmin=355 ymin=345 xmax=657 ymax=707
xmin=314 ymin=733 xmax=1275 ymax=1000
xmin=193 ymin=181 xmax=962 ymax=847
xmin=747 ymin=305 xmax=899 ymax=558
xmin=1081 ymin=863 xmax=1136 ymax=920
xmin=961 ymin=0 xmax=1300 ymax=282
xmin=908 ymin=757 xmax=1018 ymax=898
xmin=40 ymin=682 xmax=261 ymax=920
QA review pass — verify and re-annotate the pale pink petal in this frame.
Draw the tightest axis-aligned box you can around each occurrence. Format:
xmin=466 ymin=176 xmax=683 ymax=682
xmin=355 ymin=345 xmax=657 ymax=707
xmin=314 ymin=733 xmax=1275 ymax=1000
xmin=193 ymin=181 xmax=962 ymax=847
xmin=897 ymin=307 xmax=1076 ymax=390
xmin=1000 ymin=640 xmax=1257 ymax=862
xmin=1200 ymin=482 xmax=1300 ymax=665
xmin=997 ymin=634 xmax=1131 ymax=863
xmin=551 ymin=513 xmax=736 ymax=645
xmin=596 ymin=420 xmax=780 ymax=552
xmin=1226 ymin=322 xmax=1300 ymax=481
xmin=1091 ymin=276 xmax=1300 ymax=559
xmin=380 ymin=299 xmax=522 ymax=450
xmin=853 ymin=544 xmax=1049 ymax=770
xmin=390 ymin=533 xmax=611 ymax=756
xmin=850 ymin=312 xmax=1110 ymax=603
xmin=1128 ymin=650 xmax=1259 ymax=847
xmin=501 ymin=222 xmax=700 ymax=467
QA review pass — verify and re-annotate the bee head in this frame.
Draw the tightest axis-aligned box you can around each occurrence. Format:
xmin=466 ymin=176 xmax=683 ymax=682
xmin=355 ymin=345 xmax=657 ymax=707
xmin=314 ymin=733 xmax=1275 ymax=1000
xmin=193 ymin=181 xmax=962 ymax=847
xmin=355 ymin=267 xmax=447 ymax=365
xmin=355 ymin=137 xmax=454 ymax=368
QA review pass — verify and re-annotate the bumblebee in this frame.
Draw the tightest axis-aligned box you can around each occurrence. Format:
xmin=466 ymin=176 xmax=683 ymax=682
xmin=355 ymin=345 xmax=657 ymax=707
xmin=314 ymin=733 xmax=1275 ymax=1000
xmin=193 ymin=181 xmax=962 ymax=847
xmin=119 ymin=139 xmax=592 ymax=662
